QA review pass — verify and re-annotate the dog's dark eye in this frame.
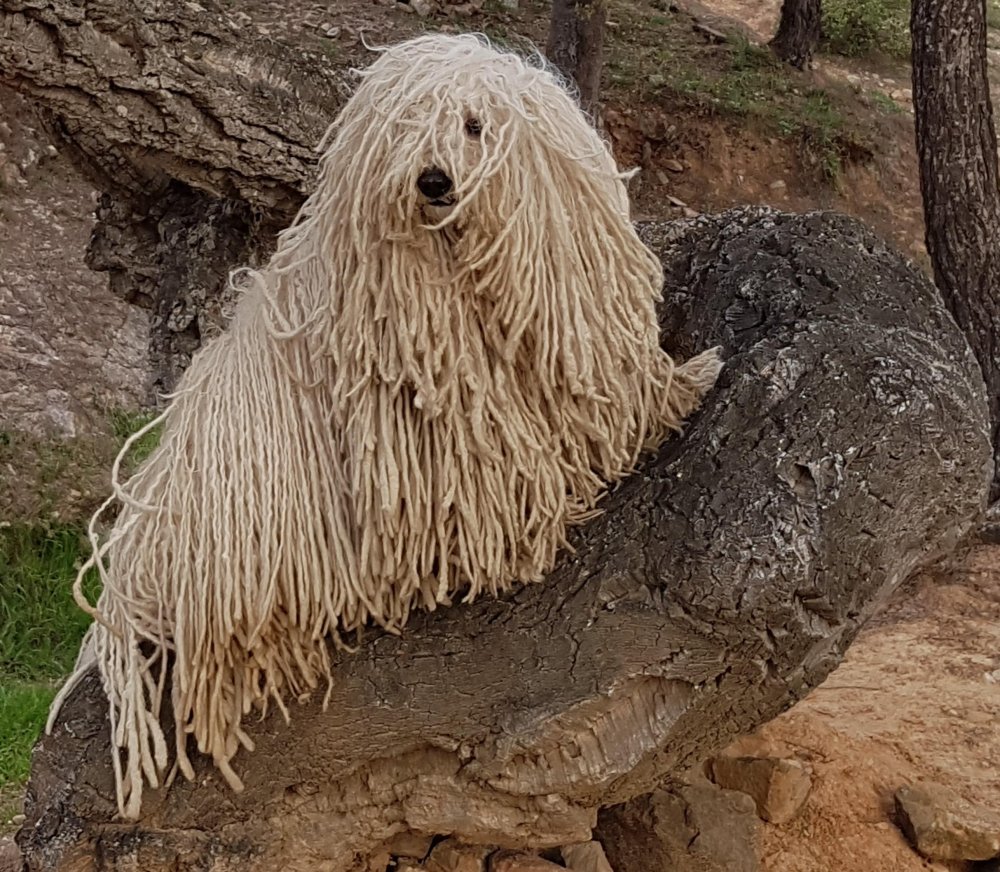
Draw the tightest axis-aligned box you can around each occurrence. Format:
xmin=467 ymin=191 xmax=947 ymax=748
xmin=465 ymin=118 xmax=482 ymax=138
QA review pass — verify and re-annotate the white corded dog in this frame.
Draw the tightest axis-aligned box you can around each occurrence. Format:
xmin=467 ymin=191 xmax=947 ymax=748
xmin=50 ymin=33 xmax=722 ymax=819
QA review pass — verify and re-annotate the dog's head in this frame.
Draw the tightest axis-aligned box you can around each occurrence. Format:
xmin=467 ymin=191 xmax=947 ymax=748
xmin=309 ymin=35 xmax=635 ymax=257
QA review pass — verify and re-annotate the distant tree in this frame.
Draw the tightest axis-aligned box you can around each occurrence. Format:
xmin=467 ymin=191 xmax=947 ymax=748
xmin=546 ymin=0 xmax=606 ymax=114
xmin=912 ymin=0 xmax=1000 ymax=501
xmin=769 ymin=0 xmax=822 ymax=69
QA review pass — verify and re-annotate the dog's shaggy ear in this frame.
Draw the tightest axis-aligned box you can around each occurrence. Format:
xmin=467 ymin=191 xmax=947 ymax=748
xmin=50 ymin=32 xmax=721 ymax=821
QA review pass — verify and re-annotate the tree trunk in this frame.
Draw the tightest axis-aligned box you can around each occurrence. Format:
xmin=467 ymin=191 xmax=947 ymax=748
xmin=769 ymin=0 xmax=821 ymax=69
xmin=19 ymin=208 xmax=992 ymax=872
xmin=546 ymin=0 xmax=606 ymax=115
xmin=911 ymin=0 xmax=1000 ymax=502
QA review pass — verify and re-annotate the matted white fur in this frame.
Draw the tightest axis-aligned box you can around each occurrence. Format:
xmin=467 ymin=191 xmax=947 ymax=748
xmin=50 ymin=33 xmax=722 ymax=819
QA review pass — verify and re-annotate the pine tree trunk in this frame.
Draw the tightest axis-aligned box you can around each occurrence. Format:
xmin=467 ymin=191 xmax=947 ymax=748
xmin=911 ymin=0 xmax=1000 ymax=501
xmin=546 ymin=0 xmax=606 ymax=115
xmin=769 ymin=0 xmax=821 ymax=69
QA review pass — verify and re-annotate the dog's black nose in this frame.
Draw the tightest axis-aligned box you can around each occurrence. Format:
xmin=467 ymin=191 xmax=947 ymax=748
xmin=417 ymin=167 xmax=453 ymax=200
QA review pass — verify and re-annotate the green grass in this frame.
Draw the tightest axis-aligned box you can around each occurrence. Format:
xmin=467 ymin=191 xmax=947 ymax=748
xmin=0 ymin=522 xmax=97 ymax=814
xmin=869 ymin=89 xmax=905 ymax=114
xmin=989 ymin=0 xmax=1000 ymax=29
xmin=0 ymin=684 xmax=58 ymax=787
xmin=0 ymin=405 xmax=161 ymax=814
xmin=108 ymin=407 xmax=162 ymax=468
xmin=0 ymin=524 xmax=98 ymax=681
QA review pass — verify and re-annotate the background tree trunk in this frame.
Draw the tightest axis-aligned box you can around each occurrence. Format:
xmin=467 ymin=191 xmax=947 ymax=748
xmin=20 ymin=208 xmax=992 ymax=872
xmin=911 ymin=0 xmax=1000 ymax=503
xmin=546 ymin=0 xmax=606 ymax=115
xmin=769 ymin=0 xmax=822 ymax=69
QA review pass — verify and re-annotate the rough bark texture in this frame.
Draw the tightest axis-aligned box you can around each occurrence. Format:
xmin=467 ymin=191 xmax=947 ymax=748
xmin=769 ymin=0 xmax=821 ymax=69
xmin=911 ymin=0 xmax=1000 ymax=502
xmin=0 ymin=0 xmax=345 ymax=394
xmin=545 ymin=0 xmax=606 ymax=116
xmin=18 ymin=208 xmax=992 ymax=872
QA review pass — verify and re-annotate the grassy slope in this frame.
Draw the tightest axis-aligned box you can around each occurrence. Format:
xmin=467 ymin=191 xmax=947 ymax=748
xmin=0 ymin=410 xmax=158 ymax=823
xmin=0 ymin=524 xmax=94 ymax=822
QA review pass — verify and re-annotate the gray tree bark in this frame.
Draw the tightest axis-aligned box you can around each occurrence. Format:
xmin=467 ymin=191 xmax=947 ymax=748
xmin=18 ymin=208 xmax=993 ymax=872
xmin=769 ymin=0 xmax=821 ymax=69
xmin=545 ymin=0 xmax=606 ymax=116
xmin=0 ymin=0 xmax=344 ymax=394
xmin=911 ymin=0 xmax=1000 ymax=502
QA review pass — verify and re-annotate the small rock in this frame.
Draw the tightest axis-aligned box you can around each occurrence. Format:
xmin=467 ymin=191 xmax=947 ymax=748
xmin=426 ymin=839 xmax=491 ymax=872
xmin=388 ymin=832 xmax=434 ymax=860
xmin=561 ymin=840 xmax=614 ymax=872
xmin=641 ymin=141 xmax=653 ymax=165
xmin=768 ymin=180 xmax=787 ymax=194
xmin=597 ymin=782 xmax=759 ymax=872
xmin=709 ymin=755 xmax=811 ymax=824
xmin=655 ymin=170 xmax=670 ymax=186
xmin=10 ymin=814 xmax=24 ymax=826
xmin=692 ymin=21 xmax=727 ymax=43
xmin=411 ymin=0 xmax=434 ymax=14
xmin=663 ymin=159 xmax=685 ymax=173
xmin=667 ymin=195 xmax=688 ymax=208
xmin=638 ymin=115 xmax=669 ymax=141
xmin=895 ymin=782 xmax=1000 ymax=861
xmin=499 ymin=0 xmax=518 ymax=8
xmin=489 ymin=852 xmax=564 ymax=871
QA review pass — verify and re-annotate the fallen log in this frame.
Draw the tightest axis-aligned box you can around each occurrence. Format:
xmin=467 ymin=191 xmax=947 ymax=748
xmin=18 ymin=207 xmax=992 ymax=871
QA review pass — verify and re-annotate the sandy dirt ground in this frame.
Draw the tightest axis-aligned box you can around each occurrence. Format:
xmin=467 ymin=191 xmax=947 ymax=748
xmin=729 ymin=545 xmax=1000 ymax=872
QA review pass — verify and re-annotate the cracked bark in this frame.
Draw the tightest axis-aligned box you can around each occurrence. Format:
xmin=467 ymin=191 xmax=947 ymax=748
xmin=18 ymin=208 xmax=992 ymax=872
xmin=911 ymin=0 xmax=1000 ymax=502
xmin=0 ymin=0 xmax=346 ymax=394
xmin=769 ymin=0 xmax=821 ymax=69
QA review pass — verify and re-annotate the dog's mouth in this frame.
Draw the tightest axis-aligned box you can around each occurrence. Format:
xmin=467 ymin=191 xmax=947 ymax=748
xmin=421 ymin=195 xmax=458 ymax=223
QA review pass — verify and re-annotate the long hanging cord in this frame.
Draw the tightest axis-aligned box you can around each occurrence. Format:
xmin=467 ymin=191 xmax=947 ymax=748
xmin=47 ymin=33 xmax=722 ymax=819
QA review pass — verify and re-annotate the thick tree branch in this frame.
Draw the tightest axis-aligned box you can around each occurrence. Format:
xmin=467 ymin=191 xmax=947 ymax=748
xmin=0 ymin=0 xmax=342 ymax=391
xmin=20 ymin=209 xmax=992 ymax=872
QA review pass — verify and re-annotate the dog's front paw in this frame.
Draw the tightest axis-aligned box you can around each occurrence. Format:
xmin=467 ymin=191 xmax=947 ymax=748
xmin=677 ymin=346 xmax=724 ymax=397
